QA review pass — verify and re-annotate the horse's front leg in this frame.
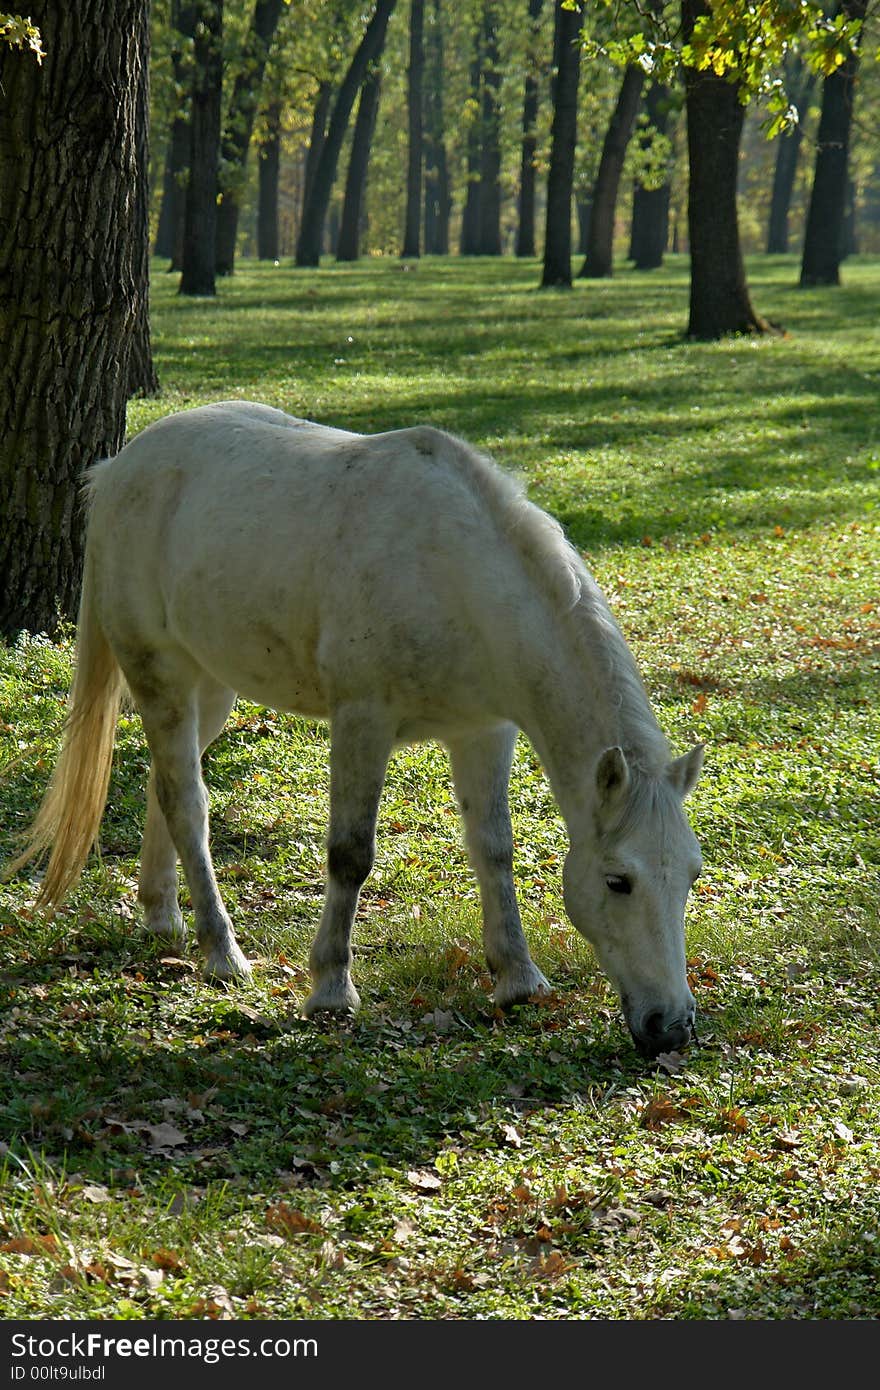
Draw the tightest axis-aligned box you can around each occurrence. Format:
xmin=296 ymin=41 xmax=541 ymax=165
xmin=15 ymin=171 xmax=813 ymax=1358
xmin=303 ymin=702 xmax=394 ymax=1017
xmin=448 ymin=724 xmax=551 ymax=1008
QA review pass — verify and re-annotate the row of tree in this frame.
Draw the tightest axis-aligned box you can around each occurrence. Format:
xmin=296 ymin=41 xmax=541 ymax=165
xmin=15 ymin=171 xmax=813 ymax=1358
xmin=0 ymin=1 xmax=876 ymax=637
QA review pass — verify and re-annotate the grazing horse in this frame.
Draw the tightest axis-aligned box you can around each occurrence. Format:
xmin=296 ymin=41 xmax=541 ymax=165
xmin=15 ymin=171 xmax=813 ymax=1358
xmin=8 ymin=402 xmax=704 ymax=1058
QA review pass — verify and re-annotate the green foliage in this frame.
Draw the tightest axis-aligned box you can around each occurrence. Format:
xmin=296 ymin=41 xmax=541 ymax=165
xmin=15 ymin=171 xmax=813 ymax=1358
xmin=1 ymin=256 xmax=879 ymax=1317
xmin=0 ymin=11 xmax=43 ymax=60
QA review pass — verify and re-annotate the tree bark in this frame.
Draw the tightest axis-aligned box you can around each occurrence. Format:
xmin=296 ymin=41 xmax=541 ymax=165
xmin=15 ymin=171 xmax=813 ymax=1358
xmin=402 ymin=0 xmax=425 ymax=257
xmin=459 ymin=21 xmax=483 ymax=255
xmin=337 ymin=66 xmax=382 ymax=261
xmin=215 ymin=0 xmax=285 ymax=275
xmin=302 ymin=80 xmax=332 ymax=222
xmin=475 ymin=3 xmax=502 ymax=255
xmin=766 ymin=61 xmax=814 ymax=254
xmin=423 ymin=0 xmax=450 ymax=254
xmin=541 ymin=0 xmax=582 ymax=287
xmin=129 ymin=25 xmax=159 ymax=398
xmin=579 ymin=64 xmax=643 ymax=279
xmin=257 ymin=100 xmax=281 ymax=261
xmin=178 ymin=0 xmax=223 ymax=297
xmin=515 ymin=0 xmax=544 ymax=258
xmin=295 ymin=0 xmax=397 ymax=268
xmin=800 ymin=0 xmax=866 ymax=286
xmin=628 ymin=81 xmax=672 ymax=270
xmin=0 ymin=1 xmax=150 ymax=637
xmin=681 ymin=0 xmax=767 ymax=338
xmin=154 ymin=31 xmax=191 ymax=269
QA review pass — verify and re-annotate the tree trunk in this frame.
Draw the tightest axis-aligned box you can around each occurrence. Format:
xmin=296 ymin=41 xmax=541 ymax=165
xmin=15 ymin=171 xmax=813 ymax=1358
xmin=576 ymin=196 xmax=592 ymax=255
xmin=423 ymin=0 xmax=450 ymax=255
xmin=541 ymin=0 xmax=582 ymax=287
xmin=178 ymin=0 xmax=223 ymax=297
xmin=302 ymin=81 xmax=332 ymax=222
xmin=257 ymin=101 xmax=281 ymax=260
xmin=402 ymin=0 xmax=425 ymax=257
xmin=681 ymin=0 xmax=767 ymax=338
xmin=337 ymin=66 xmax=382 ymax=261
xmin=0 ymin=1 xmax=149 ymax=637
xmin=766 ymin=62 xmax=814 ymax=254
xmin=128 ymin=26 xmax=159 ymax=398
xmin=515 ymin=0 xmax=544 ymax=258
xmin=155 ymin=32 xmax=191 ymax=268
xmin=459 ymin=22 xmax=483 ymax=255
xmin=628 ymin=81 xmax=672 ymax=270
xmin=476 ymin=3 xmax=502 ymax=255
xmin=579 ymin=64 xmax=643 ymax=279
xmin=215 ymin=0 xmax=285 ymax=275
xmin=295 ymin=0 xmax=397 ymax=268
xmin=800 ymin=1 xmax=866 ymax=287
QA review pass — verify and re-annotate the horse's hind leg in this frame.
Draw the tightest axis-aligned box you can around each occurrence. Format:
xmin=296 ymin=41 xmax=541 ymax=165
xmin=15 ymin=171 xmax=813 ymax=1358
xmin=133 ymin=667 xmax=249 ymax=982
xmin=303 ymin=701 xmax=393 ymax=1017
xmin=138 ymin=677 xmax=235 ymax=949
xmin=448 ymin=723 xmax=551 ymax=1008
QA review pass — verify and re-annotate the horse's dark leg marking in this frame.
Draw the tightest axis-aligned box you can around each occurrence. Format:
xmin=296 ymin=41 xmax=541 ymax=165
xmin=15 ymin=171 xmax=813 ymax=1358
xmin=448 ymin=723 xmax=551 ymax=1008
xmin=138 ymin=678 xmax=235 ymax=946
xmin=303 ymin=702 xmax=394 ymax=1016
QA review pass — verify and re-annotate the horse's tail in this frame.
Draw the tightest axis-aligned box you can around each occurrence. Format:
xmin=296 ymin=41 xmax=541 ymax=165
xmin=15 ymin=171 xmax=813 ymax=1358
xmin=6 ymin=554 xmax=123 ymax=907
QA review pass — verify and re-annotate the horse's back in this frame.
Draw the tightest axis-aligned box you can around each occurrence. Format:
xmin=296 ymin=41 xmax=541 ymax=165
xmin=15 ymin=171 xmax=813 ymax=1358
xmin=85 ymin=403 xmax=546 ymax=730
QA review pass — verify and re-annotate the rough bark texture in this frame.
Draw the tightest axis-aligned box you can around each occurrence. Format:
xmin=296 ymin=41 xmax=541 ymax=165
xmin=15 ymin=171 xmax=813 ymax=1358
xmin=402 ymin=0 xmax=425 ymax=257
xmin=295 ymin=0 xmax=397 ymax=268
xmin=579 ymin=64 xmax=643 ymax=279
xmin=178 ymin=0 xmax=223 ymax=296
xmin=215 ymin=0 xmax=285 ymax=275
xmin=128 ymin=26 xmax=160 ymax=399
xmin=628 ymin=82 xmax=672 ymax=270
xmin=682 ymin=0 xmax=766 ymax=339
xmin=541 ymin=0 xmax=582 ymax=287
xmin=0 ymin=1 xmax=149 ymax=637
xmin=766 ymin=62 xmax=814 ymax=254
xmin=337 ymin=67 xmax=382 ymax=261
xmin=423 ymin=0 xmax=450 ymax=254
xmin=257 ymin=101 xmax=281 ymax=261
xmin=515 ymin=0 xmax=544 ymax=258
xmin=475 ymin=3 xmax=502 ymax=255
xmin=800 ymin=1 xmax=866 ymax=286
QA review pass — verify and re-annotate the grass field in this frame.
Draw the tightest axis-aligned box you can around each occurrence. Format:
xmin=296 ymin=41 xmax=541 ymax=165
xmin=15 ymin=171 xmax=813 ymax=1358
xmin=1 ymin=254 xmax=878 ymax=1320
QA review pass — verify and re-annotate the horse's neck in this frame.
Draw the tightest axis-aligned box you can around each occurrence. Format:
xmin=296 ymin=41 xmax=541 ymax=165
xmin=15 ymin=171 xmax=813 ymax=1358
xmin=514 ymin=589 xmax=668 ymax=832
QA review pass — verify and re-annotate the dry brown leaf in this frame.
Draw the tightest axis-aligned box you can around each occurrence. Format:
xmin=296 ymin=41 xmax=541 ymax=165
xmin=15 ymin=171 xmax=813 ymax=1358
xmin=266 ymin=1202 xmax=324 ymax=1236
xmin=639 ymin=1095 xmax=687 ymax=1129
xmin=151 ymin=1247 xmax=185 ymax=1271
xmin=406 ymin=1169 xmax=442 ymax=1193
xmin=1 ymin=1233 xmax=59 ymax=1258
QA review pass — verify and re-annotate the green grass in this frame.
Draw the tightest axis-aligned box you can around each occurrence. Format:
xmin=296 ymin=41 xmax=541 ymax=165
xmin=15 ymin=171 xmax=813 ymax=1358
xmin=1 ymin=254 xmax=879 ymax=1320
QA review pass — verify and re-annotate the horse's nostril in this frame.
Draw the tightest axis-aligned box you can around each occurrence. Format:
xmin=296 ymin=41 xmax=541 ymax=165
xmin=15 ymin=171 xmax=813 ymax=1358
xmin=643 ymin=1010 xmax=666 ymax=1039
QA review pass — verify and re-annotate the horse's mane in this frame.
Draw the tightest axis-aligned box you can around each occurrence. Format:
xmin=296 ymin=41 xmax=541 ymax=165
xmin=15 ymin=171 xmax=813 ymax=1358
xmin=436 ymin=429 xmax=671 ymax=772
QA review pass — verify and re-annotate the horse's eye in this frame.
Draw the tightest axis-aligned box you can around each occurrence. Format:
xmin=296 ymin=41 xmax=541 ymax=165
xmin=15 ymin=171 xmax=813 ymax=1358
xmin=606 ymin=874 xmax=632 ymax=895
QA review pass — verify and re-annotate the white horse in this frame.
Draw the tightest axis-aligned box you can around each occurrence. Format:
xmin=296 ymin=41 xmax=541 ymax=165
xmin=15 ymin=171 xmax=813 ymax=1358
xmin=9 ymin=401 xmax=704 ymax=1058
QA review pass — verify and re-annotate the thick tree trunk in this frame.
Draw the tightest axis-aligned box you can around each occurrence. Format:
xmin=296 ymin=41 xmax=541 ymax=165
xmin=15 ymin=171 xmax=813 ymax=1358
xmin=800 ymin=1 xmax=866 ymax=287
xmin=423 ymin=0 xmax=450 ymax=255
xmin=681 ymin=0 xmax=767 ymax=338
xmin=215 ymin=0 xmax=285 ymax=275
xmin=402 ymin=0 xmax=425 ymax=257
xmin=459 ymin=25 xmax=483 ymax=255
xmin=129 ymin=28 xmax=159 ymax=398
xmin=178 ymin=0 xmax=223 ymax=297
xmin=302 ymin=81 xmax=332 ymax=222
xmin=576 ymin=196 xmax=592 ymax=255
xmin=541 ymin=0 xmax=582 ymax=287
xmin=0 ymin=1 xmax=149 ymax=637
xmin=295 ymin=0 xmax=397 ymax=268
xmin=628 ymin=81 xmax=672 ymax=270
xmin=337 ymin=67 xmax=382 ymax=261
xmin=476 ymin=3 xmax=502 ymax=255
xmin=155 ymin=32 xmax=191 ymax=269
xmin=766 ymin=63 xmax=814 ymax=254
xmin=257 ymin=101 xmax=281 ymax=261
xmin=579 ymin=64 xmax=643 ymax=279
xmin=515 ymin=0 xmax=544 ymax=258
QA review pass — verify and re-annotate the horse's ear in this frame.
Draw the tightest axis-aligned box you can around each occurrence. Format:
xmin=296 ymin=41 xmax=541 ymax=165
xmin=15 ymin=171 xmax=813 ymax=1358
xmin=596 ymin=746 xmax=630 ymax=812
xmin=667 ymin=744 xmax=704 ymax=799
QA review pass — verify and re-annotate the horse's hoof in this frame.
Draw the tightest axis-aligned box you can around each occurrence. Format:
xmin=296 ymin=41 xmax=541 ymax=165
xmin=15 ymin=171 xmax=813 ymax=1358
xmin=493 ymin=967 xmax=552 ymax=1010
xmin=302 ymin=982 xmax=361 ymax=1018
xmin=144 ymin=917 xmax=187 ymax=948
xmin=203 ymin=943 xmax=252 ymax=983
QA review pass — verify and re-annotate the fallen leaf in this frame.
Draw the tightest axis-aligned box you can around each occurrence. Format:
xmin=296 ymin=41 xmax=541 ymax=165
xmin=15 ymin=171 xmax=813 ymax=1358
xmin=151 ymin=1248 xmax=185 ymax=1271
xmin=81 ymin=1184 xmax=111 ymax=1204
xmin=144 ymin=1121 xmax=187 ymax=1150
xmin=407 ymin=1169 xmax=442 ymax=1193
xmin=719 ymin=1106 xmax=748 ymax=1133
xmin=773 ymin=1130 xmax=800 ymax=1152
xmin=832 ymin=1120 xmax=854 ymax=1144
xmin=639 ymin=1095 xmax=687 ymax=1129
xmin=266 ymin=1203 xmax=324 ymax=1236
xmin=654 ymin=1050 xmax=687 ymax=1075
xmin=500 ymin=1122 xmax=522 ymax=1148
xmin=1 ymin=1234 xmax=59 ymax=1257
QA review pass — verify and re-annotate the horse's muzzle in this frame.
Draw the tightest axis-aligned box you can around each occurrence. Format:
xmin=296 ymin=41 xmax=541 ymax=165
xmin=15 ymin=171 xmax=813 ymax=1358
xmin=629 ymin=1009 xmax=695 ymax=1060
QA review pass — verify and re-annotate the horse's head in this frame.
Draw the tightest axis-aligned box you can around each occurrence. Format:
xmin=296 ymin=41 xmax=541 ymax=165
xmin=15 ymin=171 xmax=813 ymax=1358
xmin=563 ymin=744 xmax=704 ymax=1059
